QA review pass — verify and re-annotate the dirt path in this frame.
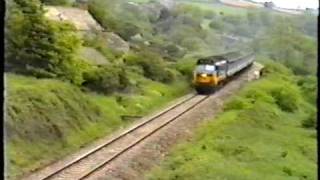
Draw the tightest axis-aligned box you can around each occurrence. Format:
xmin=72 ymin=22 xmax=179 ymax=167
xmin=86 ymin=63 xmax=263 ymax=180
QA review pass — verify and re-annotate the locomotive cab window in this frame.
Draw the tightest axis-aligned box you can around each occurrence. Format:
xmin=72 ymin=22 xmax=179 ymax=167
xmin=195 ymin=65 xmax=216 ymax=76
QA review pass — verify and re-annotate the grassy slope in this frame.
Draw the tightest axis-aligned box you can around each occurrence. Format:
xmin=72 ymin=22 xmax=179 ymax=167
xmin=178 ymin=2 xmax=249 ymax=15
xmin=146 ymin=63 xmax=317 ymax=180
xmin=5 ymin=73 xmax=190 ymax=179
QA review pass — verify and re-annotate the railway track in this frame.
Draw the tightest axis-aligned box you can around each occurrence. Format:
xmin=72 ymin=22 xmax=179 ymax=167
xmin=25 ymin=94 xmax=210 ymax=180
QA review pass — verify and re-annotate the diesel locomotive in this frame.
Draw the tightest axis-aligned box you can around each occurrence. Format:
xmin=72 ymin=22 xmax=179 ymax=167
xmin=193 ymin=51 xmax=255 ymax=94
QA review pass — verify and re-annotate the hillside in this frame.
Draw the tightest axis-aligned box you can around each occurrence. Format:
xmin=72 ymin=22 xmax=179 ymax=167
xmin=5 ymin=73 xmax=189 ymax=179
xmin=5 ymin=0 xmax=317 ymax=179
xmin=147 ymin=62 xmax=317 ymax=180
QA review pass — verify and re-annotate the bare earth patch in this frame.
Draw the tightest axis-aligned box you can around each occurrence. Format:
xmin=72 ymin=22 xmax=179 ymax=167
xmin=44 ymin=6 xmax=103 ymax=31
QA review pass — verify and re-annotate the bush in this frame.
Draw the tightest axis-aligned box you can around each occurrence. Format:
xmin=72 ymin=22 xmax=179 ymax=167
xmin=175 ymin=58 xmax=196 ymax=80
xmin=82 ymin=65 xmax=131 ymax=94
xmin=83 ymin=32 xmax=122 ymax=61
xmin=57 ymin=58 xmax=91 ymax=86
xmin=270 ymin=86 xmax=300 ymax=112
xmin=88 ymin=0 xmax=119 ymax=30
xmin=117 ymin=22 xmax=141 ymax=41
xmin=124 ymin=51 xmax=176 ymax=83
xmin=262 ymin=61 xmax=293 ymax=76
xmin=302 ymin=107 xmax=317 ymax=129
xmin=224 ymin=97 xmax=251 ymax=111
xmin=209 ymin=20 xmax=224 ymax=31
xmin=164 ymin=44 xmax=185 ymax=58
xmin=180 ymin=37 xmax=205 ymax=51
xmin=162 ymin=68 xmax=178 ymax=83
xmin=297 ymin=76 xmax=317 ymax=105
xmin=244 ymin=88 xmax=275 ymax=104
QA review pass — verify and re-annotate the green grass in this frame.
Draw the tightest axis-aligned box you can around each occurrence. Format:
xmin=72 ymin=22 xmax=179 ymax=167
xmin=146 ymin=62 xmax=317 ymax=180
xmin=179 ymin=2 xmax=249 ymax=15
xmin=5 ymin=73 xmax=190 ymax=180
xmin=129 ymin=0 xmax=151 ymax=3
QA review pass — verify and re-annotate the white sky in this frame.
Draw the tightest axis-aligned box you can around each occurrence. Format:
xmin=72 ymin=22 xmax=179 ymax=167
xmin=252 ymin=0 xmax=319 ymax=9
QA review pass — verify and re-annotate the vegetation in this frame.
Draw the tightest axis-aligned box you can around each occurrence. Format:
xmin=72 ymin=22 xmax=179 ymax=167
xmin=5 ymin=73 xmax=189 ymax=179
xmin=252 ymin=16 xmax=317 ymax=75
xmin=82 ymin=64 xmax=131 ymax=94
xmin=82 ymin=32 xmax=124 ymax=61
xmin=6 ymin=0 xmax=86 ymax=85
xmin=40 ymin=0 xmax=73 ymax=6
xmin=123 ymin=50 xmax=179 ymax=83
xmin=146 ymin=61 xmax=317 ymax=180
xmin=5 ymin=0 xmax=317 ymax=179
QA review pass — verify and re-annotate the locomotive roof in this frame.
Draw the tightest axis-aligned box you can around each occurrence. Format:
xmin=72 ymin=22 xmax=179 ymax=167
xmin=197 ymin=51 xmax=241 ymax=65
xmin=197 ymin=56 xmax=224 ymax=65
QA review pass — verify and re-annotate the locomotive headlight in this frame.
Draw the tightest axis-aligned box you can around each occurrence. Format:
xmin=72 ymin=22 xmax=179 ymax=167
xmin=200 ymin=73 xmax=207 ymax=77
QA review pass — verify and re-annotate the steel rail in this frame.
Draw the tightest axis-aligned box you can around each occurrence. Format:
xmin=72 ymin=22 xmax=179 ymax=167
xmin=78 ymin=95 xmax=210 ymax=180
xmin=40 ymin=94 xmax=198 ymax=180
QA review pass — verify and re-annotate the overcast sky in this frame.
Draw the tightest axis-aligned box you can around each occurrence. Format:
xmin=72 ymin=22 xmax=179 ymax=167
xmin=252 ymin=0 xmax=319 ymax=9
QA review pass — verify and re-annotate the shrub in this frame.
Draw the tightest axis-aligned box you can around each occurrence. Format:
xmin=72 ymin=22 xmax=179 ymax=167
xmin=224 ymin=97 xmax=251 ymax=111
xmin=162 ymin=68 xmax=178 ymax=83
xmin=180 ymin=37 xmax=205 ymax=51
xmin=117 ymin=22 xmax=141 ymax=41
xmin=297 ymin=76 xmax=317 ymax=105
xmin=209 ymin=20 xmax=224 ymax=31
xmin=82 ymin=65 xmax=131 ymax=94
xmin=262 ymin=61 xmax=293 ymax=76
xmin=175 ymin=58 xmax=196 ymax=80
xmin=270 ymin=86 xmax=300 ymax=112
xmin=82 ymin=32 xmax=122 ymax=61
xmin=88 ymin=0 xmax=119 ymax=30
xmin=302 ymin=107 xmax=317 ymax=129
xmin=124 ymin=51 xmax=176 ymax=83
xmin=164 ymin=44 xmax=185 ymax=58
xmin=244 ymin=89 xmax=274 ymax=104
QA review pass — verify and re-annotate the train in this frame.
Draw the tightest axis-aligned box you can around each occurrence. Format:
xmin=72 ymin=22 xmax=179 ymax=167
xmin=193 ymin=51 xmax=255 ymax=94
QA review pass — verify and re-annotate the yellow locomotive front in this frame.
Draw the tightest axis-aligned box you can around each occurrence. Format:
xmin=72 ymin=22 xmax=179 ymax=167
xmin=193 ymin=64 xmax=219 ymax=93
xmin=193 ymin=55 xmax=229 ymax=94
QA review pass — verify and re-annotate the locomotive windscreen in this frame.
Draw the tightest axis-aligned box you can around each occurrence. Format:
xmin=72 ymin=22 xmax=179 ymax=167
xmin=197 ymin=56 xmax=225 ymax=65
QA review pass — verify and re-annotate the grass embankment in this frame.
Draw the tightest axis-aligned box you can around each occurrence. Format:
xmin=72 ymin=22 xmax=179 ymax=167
xmin=146 ymin=62 xmax=317 ymax=180
xmin=5 ymin=73 xmax=190 ymax=179
xmin=179 ymin=2 xmax=249 ymax=15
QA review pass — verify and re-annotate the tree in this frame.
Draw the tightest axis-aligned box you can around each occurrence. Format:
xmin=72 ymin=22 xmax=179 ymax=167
xmin=255 ymin=16 xmax=317 ymax=75
xmin=6 ymin=0 xmax=84 ymax=84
